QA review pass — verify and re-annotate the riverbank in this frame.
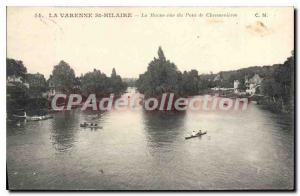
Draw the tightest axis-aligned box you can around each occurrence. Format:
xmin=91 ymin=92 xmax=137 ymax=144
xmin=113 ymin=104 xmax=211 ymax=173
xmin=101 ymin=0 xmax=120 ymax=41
xmin=257 ymin=97 xmax=294 ymax=114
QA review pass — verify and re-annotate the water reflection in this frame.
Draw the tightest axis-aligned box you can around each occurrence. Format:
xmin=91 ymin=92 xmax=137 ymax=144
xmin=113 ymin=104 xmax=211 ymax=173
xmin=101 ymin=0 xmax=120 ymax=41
xmin=142 ymin=111 xmax=186 ymax=146
xmin=7 ymin=90 xmax=294 ymax=190
xmin=50 ymin=111 xmax=79 ymax=152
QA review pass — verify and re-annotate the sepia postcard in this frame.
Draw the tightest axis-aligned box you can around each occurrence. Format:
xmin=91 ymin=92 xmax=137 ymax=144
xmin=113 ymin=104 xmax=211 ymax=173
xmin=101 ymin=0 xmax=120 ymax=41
xmin=6 ymin=7 xmax=295 ymax=190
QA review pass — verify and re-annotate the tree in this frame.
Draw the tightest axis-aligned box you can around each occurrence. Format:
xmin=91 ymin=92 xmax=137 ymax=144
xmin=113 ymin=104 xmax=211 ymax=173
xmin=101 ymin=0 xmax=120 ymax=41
xmin=260 ymin=51 xmax=294 ymax=111
xmin=80 ymin=68 xmax=127 ymax=97
xmin=7 ymin=58 xmax=27 ymax=80
xmin=6 ymin=58 xmax=29 ymax=114
xmin=111 ymin=68 xmax=117 ymax=78
xmin=26 ymin=73 xmax=47 ymax=97
xmin=180 ymin=70 xmax=200 ymax=95
xmin=109 ymin=68 xmax=127 ymax=95
xmin=136 ymin=47 xmax=180 ymax=97
xmin=81 ymin=69 xmax=110 ymax=97
xmin=158 ymin=46 xmax=166 ymax=62
xmin=51 ymin=61 xmax=76 ymax=93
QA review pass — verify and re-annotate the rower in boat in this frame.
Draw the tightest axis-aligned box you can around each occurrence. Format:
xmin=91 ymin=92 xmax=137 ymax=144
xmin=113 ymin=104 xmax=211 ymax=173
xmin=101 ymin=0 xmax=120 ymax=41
xmin=80 ymin=122 xmax=102 ymax=129
xmin=191 ymin=130 xmax=202 ymax=136
xmin=198 ymin=130 xmax=202 ymax=135
xmin=191 ymin=130 xmax=198 ymax=136
xmin=185 ymin=130 xmax=206 ymax=139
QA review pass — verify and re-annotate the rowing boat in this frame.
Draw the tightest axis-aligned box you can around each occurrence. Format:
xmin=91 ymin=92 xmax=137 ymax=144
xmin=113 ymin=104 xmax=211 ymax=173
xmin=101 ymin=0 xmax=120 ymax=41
xmin=185 ymin=132 xmax=207 ymax=139
xmin=82 ymin=126 xmax=102 ymax=129
xmin=13 ymin=114 xmax=53 ymax=121
xmin=80 ymin=123 xmax=102 ymax=129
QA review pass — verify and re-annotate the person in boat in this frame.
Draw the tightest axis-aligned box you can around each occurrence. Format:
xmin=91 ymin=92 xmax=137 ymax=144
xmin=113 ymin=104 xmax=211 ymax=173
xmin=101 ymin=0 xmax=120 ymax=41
xmin=198 ymin=130 xmax=202 ymax=135
xmin=192 ymin=130 xmax=198 ymax=136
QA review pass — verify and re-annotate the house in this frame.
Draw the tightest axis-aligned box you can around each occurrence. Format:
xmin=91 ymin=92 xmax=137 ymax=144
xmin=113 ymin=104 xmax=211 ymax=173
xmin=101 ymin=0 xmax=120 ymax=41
xmin=233 ymin=80 xmax=240 ymax=94
xmin=232 ymin=74 xmax=263 ymax=95
xmin=249 ymin=73 xmax=263 ymax=85
xmin=245 ymin=74 xmax=263 ymax=95
xmin=7 ymin=75 xmax=22 ymax=83
xmin=213 ymin=74 xmax=221 ymax=82
xmin=7 ymin=74 xmax=29 ymax=88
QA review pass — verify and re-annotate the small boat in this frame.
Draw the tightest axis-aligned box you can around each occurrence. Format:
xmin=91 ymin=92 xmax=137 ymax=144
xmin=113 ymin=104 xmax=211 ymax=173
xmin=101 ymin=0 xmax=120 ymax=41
xmin=12 ymin=114 xmax=26 ymax=119
xmin=27 ymin=116 xmax=42 ymax=121
xmin=13 ymin=112 xmax=53 ymax=121
xmin=27 ymin=115 xmax=53 ymax=121
xmin=185 ymin=131 xmax=207 ymax=140
xmin=80 ymin=123 xmax=102 ymax=129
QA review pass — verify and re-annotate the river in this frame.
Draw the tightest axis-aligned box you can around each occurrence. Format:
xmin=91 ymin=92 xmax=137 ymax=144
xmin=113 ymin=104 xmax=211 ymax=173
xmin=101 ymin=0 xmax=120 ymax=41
xmin=7 ymin=88 xmax=294 ymax=190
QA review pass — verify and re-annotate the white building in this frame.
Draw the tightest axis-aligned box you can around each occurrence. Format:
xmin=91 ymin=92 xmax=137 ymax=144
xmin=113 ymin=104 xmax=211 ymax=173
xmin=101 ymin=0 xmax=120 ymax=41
xmin=7 ymin=75 xmax=29 ymax=88
xmin=233 ymin=80 xmax=240 ymax=94
xmin=7 ymin=75 xmax=22 ymax=83
xmin=245 ymin=74 xmax=263 ymax=95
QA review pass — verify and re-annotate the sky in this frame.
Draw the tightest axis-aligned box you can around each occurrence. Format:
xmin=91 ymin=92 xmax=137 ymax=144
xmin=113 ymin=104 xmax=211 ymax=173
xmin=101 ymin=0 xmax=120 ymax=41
xmin=7 ymin=7 xmax=294 ymax=78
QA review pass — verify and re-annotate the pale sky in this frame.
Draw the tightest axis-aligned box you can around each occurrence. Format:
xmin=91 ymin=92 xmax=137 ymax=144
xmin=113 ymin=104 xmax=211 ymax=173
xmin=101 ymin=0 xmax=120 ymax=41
xmin=7 ymin=7 xmax=294 ymax=78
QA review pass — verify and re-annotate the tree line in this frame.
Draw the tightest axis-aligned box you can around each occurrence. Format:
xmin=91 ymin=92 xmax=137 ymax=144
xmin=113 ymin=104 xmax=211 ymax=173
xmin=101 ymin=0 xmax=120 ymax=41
xmin=49 ymin=60 xmax=127 ymax=96
xmin=136 ymin=47 xmax=294 ymax=112
xmin=6 ymin=58 xmax=127 ymax=114
xmin=7 ymin=47 xmax=294 ymax=114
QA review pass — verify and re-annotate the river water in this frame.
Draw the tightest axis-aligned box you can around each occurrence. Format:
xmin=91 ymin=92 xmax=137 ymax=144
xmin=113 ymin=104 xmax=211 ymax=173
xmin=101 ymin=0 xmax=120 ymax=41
xmin=7 ymin=88 xmax=294 ymax=190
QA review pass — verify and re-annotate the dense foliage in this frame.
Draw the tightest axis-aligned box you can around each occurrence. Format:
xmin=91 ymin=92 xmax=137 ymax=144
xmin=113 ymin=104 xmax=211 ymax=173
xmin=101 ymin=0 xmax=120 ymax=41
xmin=136 ymin=47 xmax=210 ymax=97
xmin=26 ymin=73 xmax=48 ymax=97
xmin=136 ymin=47 xmax=294 ymax=112
xmin=136 ymin=47 xmax=179 ymax=97
xmin=7 ymin=58 xmax=27 ymax=79
xmin=51 ymin=61 xmax=76 ymax=93
xmin=6 ymin=49 xmax=294 ymax=114
xmin=80 ymin=68 xmax=126 ymax=97
xmin=260 ymin=52 xmax=294 ymax=111
xmin=7 ymin=59 xmax=48 ymax=115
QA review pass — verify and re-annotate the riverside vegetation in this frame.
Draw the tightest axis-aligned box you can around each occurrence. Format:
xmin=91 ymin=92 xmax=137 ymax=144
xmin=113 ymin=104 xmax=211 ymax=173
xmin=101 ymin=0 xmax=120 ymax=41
xmin=7 ymin=47 xmax=294 ymax=116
